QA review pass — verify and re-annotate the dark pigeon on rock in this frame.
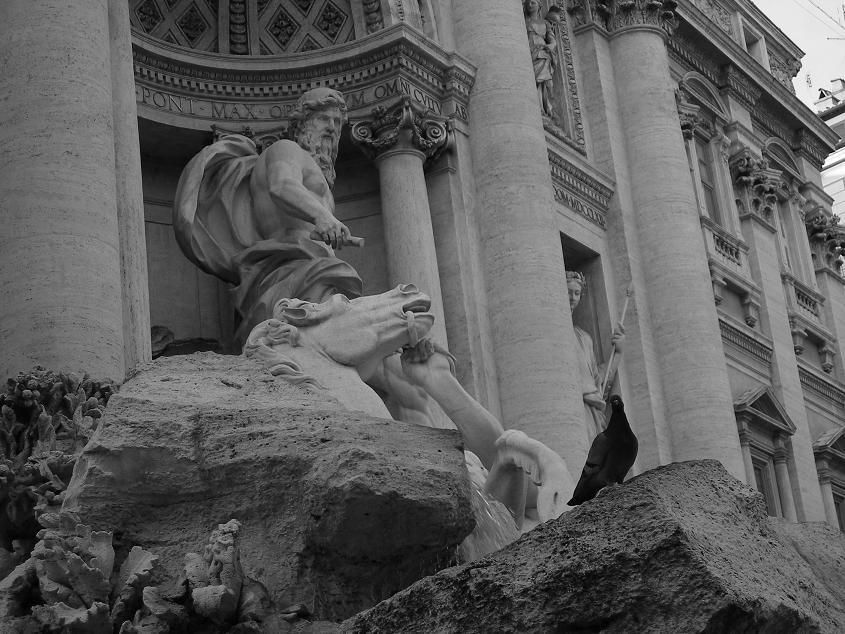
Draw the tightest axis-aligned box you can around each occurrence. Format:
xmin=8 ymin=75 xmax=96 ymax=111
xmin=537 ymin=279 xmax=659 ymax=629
xmin=568 ymin=394 xmax=638 ymax=505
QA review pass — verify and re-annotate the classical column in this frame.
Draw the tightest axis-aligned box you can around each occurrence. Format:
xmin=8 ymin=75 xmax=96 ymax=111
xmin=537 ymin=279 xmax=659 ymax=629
xmin=816 ymin=461 xmax=840 ymax=529
xmin=773 ymin=439 xmax=798 ymax=522
xmin=0 ymin=0 xmax=125 ymax=380
xmin=451 ymin=0 xmax=587 ymax=469
xmin=736 ymin=417 xmax=757 ymax=488
xmin=602 ymin=1 xmax=745 ymax=477
xmin=352 ymin=98 xmax=450 ymax=347
xmin=110 ymin=0 xmax=152 ymax=374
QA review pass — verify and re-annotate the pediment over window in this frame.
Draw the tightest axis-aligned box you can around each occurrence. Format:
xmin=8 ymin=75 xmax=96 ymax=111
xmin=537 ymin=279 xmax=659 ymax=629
xmin=680 ymin=72 xmax=729 ymax=121
xmin=814 ymin=426 xmax=845 ymax=462
xmin=734 ymin=386 xmax=796 ymax=435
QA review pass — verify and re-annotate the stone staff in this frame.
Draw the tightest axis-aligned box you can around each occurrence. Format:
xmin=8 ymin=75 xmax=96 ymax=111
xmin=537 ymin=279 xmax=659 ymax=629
xmin=600 ymin=283 xmax=633 ymax=400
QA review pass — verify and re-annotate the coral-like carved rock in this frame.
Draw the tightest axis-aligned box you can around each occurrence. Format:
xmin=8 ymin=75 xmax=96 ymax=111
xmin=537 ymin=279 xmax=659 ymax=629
xmin=0 ymin=368 xmax=115 ymax=565
xmin=188 ymin=519 xmax=245 ymax=624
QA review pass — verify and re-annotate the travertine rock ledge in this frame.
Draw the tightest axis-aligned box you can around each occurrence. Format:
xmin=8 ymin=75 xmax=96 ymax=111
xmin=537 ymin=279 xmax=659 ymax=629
xmin=342 ymin=460 xmax=845 ymax=634
xmin=61 ymin=353 xmax=474 ymax=621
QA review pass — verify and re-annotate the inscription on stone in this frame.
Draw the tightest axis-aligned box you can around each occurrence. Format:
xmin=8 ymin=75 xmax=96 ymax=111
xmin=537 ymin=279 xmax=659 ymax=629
xmin=136 ymin=77 xmax=468 ymax=121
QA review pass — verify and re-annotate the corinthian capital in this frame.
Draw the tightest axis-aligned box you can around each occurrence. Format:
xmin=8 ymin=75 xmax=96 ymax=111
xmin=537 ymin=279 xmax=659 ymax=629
xmin=351 ymin=97 xmax=450 ymax=164
xmin=567 ymin=0 xmax=678 ymax=34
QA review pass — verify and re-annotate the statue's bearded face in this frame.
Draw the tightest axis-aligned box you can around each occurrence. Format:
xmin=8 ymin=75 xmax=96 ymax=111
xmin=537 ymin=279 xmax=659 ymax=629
xmin=296 ymin=105 xmax=344 ymax=188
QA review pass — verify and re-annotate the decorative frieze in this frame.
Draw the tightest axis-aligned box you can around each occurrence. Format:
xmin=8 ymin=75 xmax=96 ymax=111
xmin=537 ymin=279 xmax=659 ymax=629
xmin=799 ymin=364 xmax=845 ymax=406
xmin=548 ymin=149 xmax=613 ymax=229
xmin=132 ymin=28 xmax=475 ymax=127
xmin=567 ymin=0 xmax=679 ymax=34
xmin=363 ymin=0 xmax=385 ymax=33
xmin=666 ymin=32 xmax=721 ymax=85
xmin=688 ymin=0 xmax=732 ymax=37
xmin=720 ymin=64 xmax=762 ymax=111
xmin=767 ymin=49 xmax=801 ymax=95
xmin=794 ymin=129 xmax=830 ymax=170
xmin=718 ymin=317 xmax=773 ymax=366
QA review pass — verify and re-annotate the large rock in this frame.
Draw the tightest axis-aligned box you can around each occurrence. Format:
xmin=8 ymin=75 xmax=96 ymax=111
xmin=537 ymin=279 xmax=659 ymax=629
xmin=61 ymin=353 xmax=474 ymax=621
xmin=342 ymin=460 xmax=845 ymax=633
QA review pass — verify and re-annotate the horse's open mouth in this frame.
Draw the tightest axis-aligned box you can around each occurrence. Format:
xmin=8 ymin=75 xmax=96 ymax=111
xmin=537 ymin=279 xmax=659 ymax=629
xmin=403 ymin=298 xmax=434 ymax=346
xmin=402 ymin=298 xmax=431 ymax=314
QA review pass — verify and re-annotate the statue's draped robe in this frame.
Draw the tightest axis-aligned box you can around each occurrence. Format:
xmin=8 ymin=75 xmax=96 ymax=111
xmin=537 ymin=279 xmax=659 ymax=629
xmin=173 ymin=135 xmax=362 ymax=347
xmin=573 ymin=326 xmax=605 ymax=441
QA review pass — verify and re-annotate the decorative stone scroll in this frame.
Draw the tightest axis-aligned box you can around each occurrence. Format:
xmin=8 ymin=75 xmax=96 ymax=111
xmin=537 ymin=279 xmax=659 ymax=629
xmin=567 ymin=0 xmax=679 ymax=34
xmin=805 ymin=208 xmax=845 ymax=277
xmin=730 ymin=147 xmax=782 ymax=225
xmin=350 ymin=96 xmax=450 ymax=164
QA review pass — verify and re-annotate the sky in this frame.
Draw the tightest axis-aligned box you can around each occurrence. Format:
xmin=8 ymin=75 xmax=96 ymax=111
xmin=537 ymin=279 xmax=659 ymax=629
xmin=752 ymin=0 xmax=845 ymax=110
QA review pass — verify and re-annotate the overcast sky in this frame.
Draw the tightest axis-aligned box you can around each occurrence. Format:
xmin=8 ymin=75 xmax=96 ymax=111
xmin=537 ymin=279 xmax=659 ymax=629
xmin=752 ymin=0 xmax=845 ymax=110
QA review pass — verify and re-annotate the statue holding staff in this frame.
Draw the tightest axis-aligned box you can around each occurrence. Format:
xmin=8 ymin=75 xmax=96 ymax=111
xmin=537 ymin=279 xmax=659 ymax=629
xmin=566 ymin=271 xmax=626 ymax=441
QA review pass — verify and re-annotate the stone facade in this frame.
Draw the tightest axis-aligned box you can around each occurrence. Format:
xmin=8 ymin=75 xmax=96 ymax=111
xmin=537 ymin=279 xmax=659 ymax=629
xmin=1 ymin=0 xmax=844 ymax=537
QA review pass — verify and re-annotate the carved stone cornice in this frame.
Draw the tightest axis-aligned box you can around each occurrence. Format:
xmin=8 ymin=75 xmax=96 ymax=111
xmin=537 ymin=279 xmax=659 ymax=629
xmin=794 ymin=129 xmax=830 ymax=170
xmin=131 ymin=24 xmax=475 ymax=129
xmin=718 ymin=317 xmax=773 ymax=368
xmin=799 ymin=363 xmax=845 ymax=406
xmin=567 ymin=0 xmax=678 ymax=34
xmin=548 ymin=150 xmax=614 ymax=230
xmin=351 ymin=96 xmax=450 ymax=164
xmin=719 ymin=64 xmax=762 ymax=111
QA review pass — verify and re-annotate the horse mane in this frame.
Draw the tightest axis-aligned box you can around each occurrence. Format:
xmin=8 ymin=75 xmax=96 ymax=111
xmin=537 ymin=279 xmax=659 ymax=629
xmin=244 ymin=298 xmax=329 ymax=389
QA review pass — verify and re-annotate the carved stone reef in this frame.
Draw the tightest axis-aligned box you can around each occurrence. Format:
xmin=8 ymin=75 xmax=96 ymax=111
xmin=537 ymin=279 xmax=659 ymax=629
xmin=59 ymin=353 xmax=474 ymax=622
xmin=342 ymin=460 xmax=845 ymax=634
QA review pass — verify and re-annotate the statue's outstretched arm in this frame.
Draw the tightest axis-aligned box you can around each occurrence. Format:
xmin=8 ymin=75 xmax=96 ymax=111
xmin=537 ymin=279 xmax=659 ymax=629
xmin=399 ymin=342 xmax=503 ymax=470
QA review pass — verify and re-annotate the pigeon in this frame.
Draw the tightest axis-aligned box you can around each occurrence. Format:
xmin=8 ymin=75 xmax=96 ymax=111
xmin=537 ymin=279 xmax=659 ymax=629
xmin=567 ymin=394 xmax=638 ymax=505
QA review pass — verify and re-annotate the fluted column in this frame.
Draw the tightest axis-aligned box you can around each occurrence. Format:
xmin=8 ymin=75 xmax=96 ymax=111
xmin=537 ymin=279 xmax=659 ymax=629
xmin=352 ymin=98 xmax=450 ymax=347
xmin=602 ymin=2 xmax=745 ymax=477
xmin=0 ymin=0 xmax=125 ymax=380
xmin=773 ymin=438 xmax=797 ymax=521
xmin=452 ymin=0 xmax=586 ymax=470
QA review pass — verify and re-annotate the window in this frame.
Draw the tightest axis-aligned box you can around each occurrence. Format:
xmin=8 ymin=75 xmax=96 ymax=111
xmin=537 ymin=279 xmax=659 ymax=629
xmin=696 ymin=137 xmax=722 ymax=225
xmin=835 ymin=492 xmax=845 ymax=532
xmin=753 ymin=456 xmax=782 ymax=517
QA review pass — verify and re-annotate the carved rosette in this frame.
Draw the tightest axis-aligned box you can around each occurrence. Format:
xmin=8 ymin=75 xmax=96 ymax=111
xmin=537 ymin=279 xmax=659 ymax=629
xmin=567 ymin=0 xmax=678 ymax=34
xmin=351 ymin=97 xmax=450 ymax=165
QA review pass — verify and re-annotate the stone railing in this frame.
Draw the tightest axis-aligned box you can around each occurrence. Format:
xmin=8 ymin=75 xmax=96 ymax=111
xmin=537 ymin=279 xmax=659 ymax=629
xmin=701 ymin=216 xmax=750 ymax=276
xmin=782 ymin=272 xmax=824 ymax=324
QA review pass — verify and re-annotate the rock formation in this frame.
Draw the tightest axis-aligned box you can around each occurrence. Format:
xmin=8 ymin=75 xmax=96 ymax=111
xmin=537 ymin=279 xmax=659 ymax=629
xmin=60 ymin=352 xmax=474 ymax=621
xmin=343 ymin=460 xmax=845 ymax=634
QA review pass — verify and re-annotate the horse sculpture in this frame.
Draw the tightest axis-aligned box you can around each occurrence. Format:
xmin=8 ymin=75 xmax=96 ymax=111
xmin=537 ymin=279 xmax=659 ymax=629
xmin=244 ymin=284 xmax=575 ymax=533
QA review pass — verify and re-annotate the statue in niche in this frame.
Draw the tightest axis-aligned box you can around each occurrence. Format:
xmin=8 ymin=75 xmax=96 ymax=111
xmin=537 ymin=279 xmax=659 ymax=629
xmin=566 ymin=271 xmax=625 ymax=441
xmin=173 ymin=87 xmax=363 ymax=349
xmin=523 ymin=0 xmax=562 ymax=119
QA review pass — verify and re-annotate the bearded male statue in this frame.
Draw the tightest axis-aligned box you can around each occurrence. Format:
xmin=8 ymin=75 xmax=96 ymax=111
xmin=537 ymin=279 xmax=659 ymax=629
xmin=174 ymin=87 xmax=363 ymax=348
